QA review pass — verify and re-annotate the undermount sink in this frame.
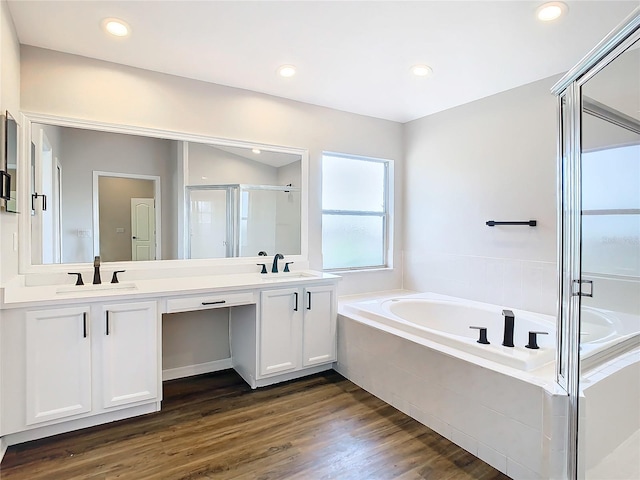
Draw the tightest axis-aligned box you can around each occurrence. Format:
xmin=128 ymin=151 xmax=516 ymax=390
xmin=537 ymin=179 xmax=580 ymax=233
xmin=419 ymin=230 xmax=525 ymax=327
xmin=259 ymin=272 xmax=318 ymax=282
xmin=56 ymin=282 xmax=138 ymax=294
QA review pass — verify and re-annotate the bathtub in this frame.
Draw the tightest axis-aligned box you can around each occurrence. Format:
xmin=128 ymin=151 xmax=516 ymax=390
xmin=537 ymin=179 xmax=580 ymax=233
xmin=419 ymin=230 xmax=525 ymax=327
xmin=341 ymin=292 xmax=639 ymax=372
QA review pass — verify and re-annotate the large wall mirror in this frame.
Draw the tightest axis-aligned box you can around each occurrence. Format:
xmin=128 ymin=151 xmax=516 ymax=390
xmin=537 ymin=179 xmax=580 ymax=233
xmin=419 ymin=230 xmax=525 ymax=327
xmin=23 ymin=116 xmax=306 ymax=269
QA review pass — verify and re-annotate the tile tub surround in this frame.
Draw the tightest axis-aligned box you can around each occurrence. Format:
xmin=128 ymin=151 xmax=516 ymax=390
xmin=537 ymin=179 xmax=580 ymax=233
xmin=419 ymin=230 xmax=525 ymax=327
xmin=403 ymin=252 xmax=557 ymax=316
xmin=336 ymin=298 xmax=568 ymax=479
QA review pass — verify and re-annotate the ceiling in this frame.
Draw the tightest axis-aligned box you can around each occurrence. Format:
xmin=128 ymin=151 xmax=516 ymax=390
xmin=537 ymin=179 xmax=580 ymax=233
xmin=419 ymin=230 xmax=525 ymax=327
xmin=7 ymin=1 xmax=639 ymax=123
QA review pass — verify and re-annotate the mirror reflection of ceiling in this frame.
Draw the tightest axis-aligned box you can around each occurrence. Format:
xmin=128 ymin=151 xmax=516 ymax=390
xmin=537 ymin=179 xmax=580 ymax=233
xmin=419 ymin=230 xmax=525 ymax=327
xmin=212 ymin=145 xmax=301 ymax=169
xmin=7 ymin=1 xmax=639 ymax=122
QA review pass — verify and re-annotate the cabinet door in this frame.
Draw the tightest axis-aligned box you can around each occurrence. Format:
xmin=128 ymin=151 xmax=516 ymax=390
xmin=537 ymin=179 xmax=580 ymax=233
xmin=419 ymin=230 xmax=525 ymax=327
xmin=100 ymin=301 xmax=158 ymax=409
xmin=302 ymin=285 xmax=337 ymax=367
xmin=259 ymin=288 xmax=302 ymax=376
xmin=26 ymin=306 xmax=92 ymax=425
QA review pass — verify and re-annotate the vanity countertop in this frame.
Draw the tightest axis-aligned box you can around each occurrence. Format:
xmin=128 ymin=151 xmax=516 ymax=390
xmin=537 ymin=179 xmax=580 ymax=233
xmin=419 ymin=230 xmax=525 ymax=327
xmin=1 ymin=270 xmax=340 ymax=309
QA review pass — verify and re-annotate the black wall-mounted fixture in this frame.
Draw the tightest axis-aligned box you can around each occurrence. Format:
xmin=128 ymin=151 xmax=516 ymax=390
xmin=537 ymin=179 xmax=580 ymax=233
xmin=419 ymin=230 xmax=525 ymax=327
xmin=486 ymin=220 xmax=537 ymax=227
xmin=31 ymin=193 xmax=47 ymax=211
xmin=1 ymin=110 xmax=17 ymax=209
xmin=0 ymin=171 xmax=10 ymax=201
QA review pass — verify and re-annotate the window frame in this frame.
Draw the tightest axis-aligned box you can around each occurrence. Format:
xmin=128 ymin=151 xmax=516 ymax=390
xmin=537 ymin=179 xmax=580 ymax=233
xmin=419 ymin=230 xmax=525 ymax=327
xmin=321 ymin=152 xmax=392 ymax=272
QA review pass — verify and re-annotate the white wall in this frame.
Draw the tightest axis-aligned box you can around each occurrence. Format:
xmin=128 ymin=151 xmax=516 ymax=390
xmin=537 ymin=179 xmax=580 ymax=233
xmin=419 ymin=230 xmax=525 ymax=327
xmin=0 ymin=0 xmax=20 ymax=449
xmin=0 ymin=0 xmax=20 ymax=285
xmin=403 ymin=76 xmax=560 ymax=315
xmin=18 ymin=46 xmax=404 ymax=295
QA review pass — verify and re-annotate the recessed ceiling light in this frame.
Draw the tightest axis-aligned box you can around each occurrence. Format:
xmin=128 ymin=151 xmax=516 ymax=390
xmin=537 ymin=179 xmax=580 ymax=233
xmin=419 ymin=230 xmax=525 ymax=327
xmin=411 ymin=65 xmax=433 ymax=77
xmin=252 ymin=148 xmax=261 ymax=154
xmin=102 ymin=18 xmax=131 ymax=37
xmin=536 ymin=2 xmax=567 ymax=22
xmin=278 ymin=65 xmax=296 ymax=78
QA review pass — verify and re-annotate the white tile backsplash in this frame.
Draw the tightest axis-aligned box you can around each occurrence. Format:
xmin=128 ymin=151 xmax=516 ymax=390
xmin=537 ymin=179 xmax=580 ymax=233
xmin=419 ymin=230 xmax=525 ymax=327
xmin=404 ymin=252 xmax=557 ymax=315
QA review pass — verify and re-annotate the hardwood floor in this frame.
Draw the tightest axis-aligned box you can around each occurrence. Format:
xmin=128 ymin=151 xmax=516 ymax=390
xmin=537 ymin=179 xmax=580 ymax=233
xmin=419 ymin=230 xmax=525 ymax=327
xmin=1 ymin=370 xmax=509 ymax=479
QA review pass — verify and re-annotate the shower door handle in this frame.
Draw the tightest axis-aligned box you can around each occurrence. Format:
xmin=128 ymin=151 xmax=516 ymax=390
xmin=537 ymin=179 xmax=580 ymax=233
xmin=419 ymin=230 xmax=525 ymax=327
xmin=572 ymin=279 xmax=593 ymax=297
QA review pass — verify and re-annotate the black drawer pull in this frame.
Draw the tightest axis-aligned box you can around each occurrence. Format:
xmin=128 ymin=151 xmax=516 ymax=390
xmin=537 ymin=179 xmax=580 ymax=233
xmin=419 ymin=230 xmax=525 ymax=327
xmin=105 ymin=311 xmax=110 ymax=335
xmin=293 ymin=292 xmax=298 ymax=311
xmin=307 ymin=291 xmax=312 ymax=310
xmin=83 ymin=312 xmax=87 ymax=338
xmin=202 ymin=300 xmax=226 ymax=305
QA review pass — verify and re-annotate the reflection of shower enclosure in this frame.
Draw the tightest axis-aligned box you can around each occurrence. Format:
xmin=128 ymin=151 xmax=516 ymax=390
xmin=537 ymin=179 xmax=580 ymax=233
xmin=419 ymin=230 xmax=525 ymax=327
xmin=186 ymin=184 xmax=301 ymax=259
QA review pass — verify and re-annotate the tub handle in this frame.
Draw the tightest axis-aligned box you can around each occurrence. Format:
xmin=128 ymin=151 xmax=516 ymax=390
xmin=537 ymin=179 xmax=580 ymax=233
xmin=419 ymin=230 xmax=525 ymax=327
xmin=526 ymin=331 xmax=548 ymax=350
xmin=469 ymin=326 xmax=490 ymax=345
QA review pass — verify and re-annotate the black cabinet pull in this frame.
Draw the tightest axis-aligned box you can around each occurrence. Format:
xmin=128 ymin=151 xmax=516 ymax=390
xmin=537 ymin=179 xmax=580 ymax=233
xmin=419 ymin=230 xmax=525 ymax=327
xmin=293 ymin=292 xmax=298 ymax=311
xmin=105 ymin=311 xmax=110 ymax=335
xmin=83 ymin=312 xmax=87 ymax=338
xmin=307 ymin=291 xmax=312 ymax=310
xmin=202 ymin=300 xmax=226 ymax=305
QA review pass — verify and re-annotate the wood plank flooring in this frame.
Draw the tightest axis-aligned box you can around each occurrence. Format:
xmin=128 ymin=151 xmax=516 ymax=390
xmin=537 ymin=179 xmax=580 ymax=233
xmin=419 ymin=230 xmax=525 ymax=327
xmin=0 ymin=370 xmax=509 ymax=479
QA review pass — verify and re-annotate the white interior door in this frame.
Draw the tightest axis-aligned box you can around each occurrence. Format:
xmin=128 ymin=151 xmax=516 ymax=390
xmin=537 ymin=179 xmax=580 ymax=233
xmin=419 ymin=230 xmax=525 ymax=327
xmin=131 ymin=198 xmax=156 ymax=261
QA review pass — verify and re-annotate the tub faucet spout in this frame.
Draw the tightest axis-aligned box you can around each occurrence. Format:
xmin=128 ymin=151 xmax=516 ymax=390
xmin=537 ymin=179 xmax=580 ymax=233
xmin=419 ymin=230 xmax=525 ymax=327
xmin=502 ymin=309 xmax=515 ymax=347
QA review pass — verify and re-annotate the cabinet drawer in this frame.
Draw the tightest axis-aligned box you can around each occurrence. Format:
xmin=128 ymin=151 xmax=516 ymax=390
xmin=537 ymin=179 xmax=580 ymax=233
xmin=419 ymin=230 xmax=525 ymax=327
xmin=165 ymin=292 xmax=255 ymax=313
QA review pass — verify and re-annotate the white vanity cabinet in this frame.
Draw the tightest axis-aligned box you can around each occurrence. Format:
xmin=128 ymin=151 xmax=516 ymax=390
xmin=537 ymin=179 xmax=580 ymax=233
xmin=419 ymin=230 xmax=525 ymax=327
xmin=301 ymin=285 xmax=336 ymax=367
xmin=259 ymin=287 xmax=302 ymax=376
xmin=232 ymin=281 xmax=337 ymax=388
xmin=2 ymin=299 xmax=160 ymax=438
xmin=99 ymin=301 xmax=159 ymax=409
xmin=25 ymin=306 xmax=92 ymax=425
xmin=1 ymin=270 xmax=339 ymax=448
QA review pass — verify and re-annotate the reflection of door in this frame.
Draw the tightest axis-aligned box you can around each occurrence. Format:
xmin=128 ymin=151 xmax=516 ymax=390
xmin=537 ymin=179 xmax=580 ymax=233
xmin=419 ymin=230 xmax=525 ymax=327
xmin=131 ymin=198 xmax=156 ymax=261
xmin=31 ymin=129 xmax=54 ymax=264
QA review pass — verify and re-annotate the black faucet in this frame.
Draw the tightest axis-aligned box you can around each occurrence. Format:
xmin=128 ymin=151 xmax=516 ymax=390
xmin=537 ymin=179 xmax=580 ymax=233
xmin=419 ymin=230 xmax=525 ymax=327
xmin=93 ymin=256 xmax=101 ymax=285
xmin=271 ymin=253 xmax=284 ymax=273
xmin=502 ymin=309 xmax=515 ymax=347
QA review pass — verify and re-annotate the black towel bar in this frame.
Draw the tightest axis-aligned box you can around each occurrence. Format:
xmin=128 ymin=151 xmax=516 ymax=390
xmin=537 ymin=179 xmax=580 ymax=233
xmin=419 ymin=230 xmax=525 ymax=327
xmin=486 ymin=220 xmax=537 ymax=227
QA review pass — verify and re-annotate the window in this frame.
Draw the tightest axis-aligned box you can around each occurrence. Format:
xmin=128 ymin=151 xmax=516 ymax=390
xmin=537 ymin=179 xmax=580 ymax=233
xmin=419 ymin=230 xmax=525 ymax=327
xmin=322 ymin=153 xmax=391 ymax=270
xmin=582 ymin=143 xmax=640 ymax=277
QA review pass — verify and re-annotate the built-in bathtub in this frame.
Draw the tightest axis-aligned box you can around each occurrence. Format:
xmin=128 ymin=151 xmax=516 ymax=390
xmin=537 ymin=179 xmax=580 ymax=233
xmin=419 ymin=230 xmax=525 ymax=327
xmin=341 ymin=292 xmax=640 ymax=373
xmin=337 ymin=291 xmax=640 ymax=478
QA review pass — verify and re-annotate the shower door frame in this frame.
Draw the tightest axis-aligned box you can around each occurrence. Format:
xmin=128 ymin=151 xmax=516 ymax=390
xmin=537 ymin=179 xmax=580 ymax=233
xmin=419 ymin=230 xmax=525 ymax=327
xmin=552 ymin=8 xmax=640 ymax=479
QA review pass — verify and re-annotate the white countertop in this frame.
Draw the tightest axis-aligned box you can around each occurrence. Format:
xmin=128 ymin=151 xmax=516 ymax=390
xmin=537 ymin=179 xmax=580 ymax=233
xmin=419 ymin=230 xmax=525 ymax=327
xmin=1 ymin=270 xmax=340 ymax=308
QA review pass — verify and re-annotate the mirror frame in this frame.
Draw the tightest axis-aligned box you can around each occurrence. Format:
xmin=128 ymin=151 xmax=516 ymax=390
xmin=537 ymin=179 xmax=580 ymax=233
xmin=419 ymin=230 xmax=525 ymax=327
xmin=18 ymin=112 xmax=309 ymax=275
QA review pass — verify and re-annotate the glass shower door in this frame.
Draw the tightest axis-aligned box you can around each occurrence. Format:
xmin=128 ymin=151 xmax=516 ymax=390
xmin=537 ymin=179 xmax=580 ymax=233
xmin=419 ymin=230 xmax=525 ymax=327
xmin=578 ymin=38 xmax=640 ymax=479
xmin=187 ymin=187 xmax=233 ymax=259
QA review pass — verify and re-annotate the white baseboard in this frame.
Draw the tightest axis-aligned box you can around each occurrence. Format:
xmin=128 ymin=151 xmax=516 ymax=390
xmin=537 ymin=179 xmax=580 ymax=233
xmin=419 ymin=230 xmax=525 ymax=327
xmin=162 ymin=358 xmax=232 ymax=381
